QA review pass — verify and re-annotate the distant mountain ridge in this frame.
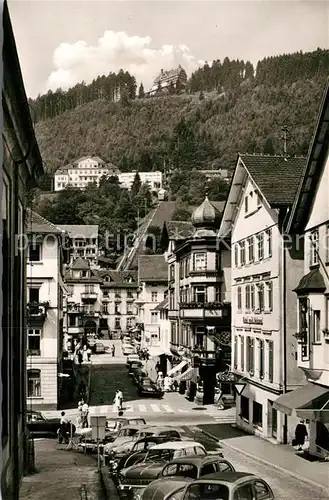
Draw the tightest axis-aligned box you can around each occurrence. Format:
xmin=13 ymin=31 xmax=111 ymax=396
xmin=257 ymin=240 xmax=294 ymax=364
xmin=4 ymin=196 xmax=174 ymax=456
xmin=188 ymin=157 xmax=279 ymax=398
xmin=33 ymin=49 xmax=329 ymax=182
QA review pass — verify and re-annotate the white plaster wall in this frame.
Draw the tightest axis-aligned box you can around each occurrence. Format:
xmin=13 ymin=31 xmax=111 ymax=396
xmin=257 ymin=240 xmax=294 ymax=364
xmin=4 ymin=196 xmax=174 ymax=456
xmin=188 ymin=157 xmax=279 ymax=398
xmin=305 ymin=151 xmax=329 ymax=231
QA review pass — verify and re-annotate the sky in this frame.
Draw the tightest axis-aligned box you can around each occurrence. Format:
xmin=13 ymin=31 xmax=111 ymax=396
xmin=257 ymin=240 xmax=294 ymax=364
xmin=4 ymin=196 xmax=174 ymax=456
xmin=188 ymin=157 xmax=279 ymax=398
xmin=8 ymin=0 xmax=329 ymax=99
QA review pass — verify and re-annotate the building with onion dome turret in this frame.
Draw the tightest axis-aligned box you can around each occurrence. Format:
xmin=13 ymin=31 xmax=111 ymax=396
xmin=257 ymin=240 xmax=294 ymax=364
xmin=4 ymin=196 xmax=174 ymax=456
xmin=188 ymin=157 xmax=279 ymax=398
xmin=162 ymin=190 xmax=232 ymax=405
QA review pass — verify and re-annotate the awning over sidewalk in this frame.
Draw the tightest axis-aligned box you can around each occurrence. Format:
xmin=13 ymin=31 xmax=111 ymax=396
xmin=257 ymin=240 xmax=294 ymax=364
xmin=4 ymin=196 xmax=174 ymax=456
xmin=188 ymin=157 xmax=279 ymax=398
xmin=175 ymin=366 xmax=198 ymax=383
xmin=167 ymin=360 xmax=189 ymax=377
xmin=273 ymin=383 xmax=329 ymax=416
xmin=148 ymin=346 xmax=171 ymax=357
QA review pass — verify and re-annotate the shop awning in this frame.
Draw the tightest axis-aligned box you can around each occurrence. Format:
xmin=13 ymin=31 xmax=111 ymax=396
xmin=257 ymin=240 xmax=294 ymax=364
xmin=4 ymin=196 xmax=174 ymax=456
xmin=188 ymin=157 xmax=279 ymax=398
xmin=167 ymin=360 xmax=189 ymax=377
xmin=175 ymin=366 xmax=198 ymax=383
xmin=149 ymin=346 xmax=171 ymax=357
xmin=273 ymin=383 xmax=329 ymax=416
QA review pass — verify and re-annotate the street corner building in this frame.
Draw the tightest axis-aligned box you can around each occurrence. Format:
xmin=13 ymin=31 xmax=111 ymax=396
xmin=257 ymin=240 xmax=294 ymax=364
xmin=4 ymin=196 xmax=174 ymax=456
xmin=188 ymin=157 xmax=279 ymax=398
xmin=273 ymin=82 xmax=329 ymax=458
xmin=2 ymin=1 xmax=45 ymax=497
xmin=219 ymin=151 xmax=307 ymax=444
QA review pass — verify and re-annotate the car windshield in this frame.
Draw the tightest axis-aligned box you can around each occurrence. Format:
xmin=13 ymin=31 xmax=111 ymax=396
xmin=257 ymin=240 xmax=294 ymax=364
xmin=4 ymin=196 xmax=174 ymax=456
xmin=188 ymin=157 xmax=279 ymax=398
xmin=183 ymin=483 xmax=229 ymax=500
xmin=118 ymin=428 xmax=138 ymax=437
xmin=146 ymin=449 xmax=175 ymax=462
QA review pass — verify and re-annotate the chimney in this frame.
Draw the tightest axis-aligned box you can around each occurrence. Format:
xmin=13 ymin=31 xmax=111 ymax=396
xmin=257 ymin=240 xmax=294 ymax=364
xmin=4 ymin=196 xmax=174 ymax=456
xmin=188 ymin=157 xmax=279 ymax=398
xmin=161 ymin=69 xmax=164 ymax=74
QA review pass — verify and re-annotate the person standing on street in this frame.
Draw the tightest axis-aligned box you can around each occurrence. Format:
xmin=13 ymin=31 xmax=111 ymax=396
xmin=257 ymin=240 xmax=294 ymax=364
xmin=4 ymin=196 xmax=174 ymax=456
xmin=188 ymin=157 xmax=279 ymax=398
xmin=87 ymin=346 xmax=92 ymax=362
xmin=111 ymin=343 xmax=115 ymax=357
xmin=294 ymin=420 xmax=308 ymax=451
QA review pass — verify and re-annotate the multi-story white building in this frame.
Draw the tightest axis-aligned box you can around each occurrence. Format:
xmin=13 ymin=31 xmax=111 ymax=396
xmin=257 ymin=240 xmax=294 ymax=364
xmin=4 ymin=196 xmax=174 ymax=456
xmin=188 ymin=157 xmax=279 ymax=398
xmin=26 ymin=210 xmax=67 ymax=410
xmin=118 ymin=171 xmax=162 ymax=192
xmin=58 ymin=224 xmax=99 ymax=266
xmin=219 ymin=153 xmax=307 ymax=443
xmin=99 ymin=271 xmax=138 ymax=336
xmin=63 ymin=257 xmax=104 ymax=349
xmin=274 ymin=84 xmax=329 ymax=458
xmin=54 ymin=156 xmax=120 ymax=191
xmin=136 ymin=255 xmax=170 ymax=373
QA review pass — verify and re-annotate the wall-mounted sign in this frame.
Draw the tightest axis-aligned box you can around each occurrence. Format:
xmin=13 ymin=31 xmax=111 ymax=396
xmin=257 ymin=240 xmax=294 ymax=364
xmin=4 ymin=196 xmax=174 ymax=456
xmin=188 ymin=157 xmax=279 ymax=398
xmin=243 ymin=316 xmax=263 ymax=325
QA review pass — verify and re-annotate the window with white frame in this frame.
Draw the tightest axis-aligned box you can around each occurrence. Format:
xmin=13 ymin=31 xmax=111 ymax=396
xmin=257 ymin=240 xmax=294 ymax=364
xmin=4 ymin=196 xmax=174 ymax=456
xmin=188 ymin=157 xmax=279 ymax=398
xmin=151 ymin=312 xmax=158 ymax=324
xmin=234 ymin=244 xmax=239 ymax=267
xmin=265 ymin=229 xmax=272 ymax=258
xmin=250 ymin=284 xmax=255 ymax=310
xmin=313 ymin=310 xmax=321 ymax=343
xmin=127 ymin=317 xmax=133 ymax=328
xmin=237 ymin=286 xmax=242 ymax=311
xmin=234 ymin=336 xmax=238 ymax=369
xmin=115 ymin=317 xmax=121 ymax=329
xmin=267 ymin=340 xmax=274 ymax=383
xmin=240 ymin=241 xmax=246 ymax=266
xmin=245 ymin=285 xmax=251 ymax=310
xmin=265 ymin=282 xmax=273 ymax=311
xmin=246 ymin=337 xmax=254 ymax=374
xmin=240 ymin=336 xmax=245 ymax=371
xmin=256 ymin=283 xmax=264 ymax=311
xmin=27 ymin=369 xmax=41 ymax=397
xmin=310 ymin=230 xmax=319 ymax=266
xmin=257 ymin=233 xmax=264 ymax=260
xmin=247 ymin=236 xmax=254 ymax=263
xmin=28 ymin=241 xmax=42 ymax=262
xmin=258 ymin=339 xmax=264 ymax=379
xmin=194 ymin=286 xmax=206 ymax=303
xmin=194 ymin=253 xmax=207 ymax=271
xmin=151 ymin=291 xmax=158 ymax=302
xmin=102 ymin=303 xmax=108 ymax=314
xmin=27 ymin=329 xmax=41 ymax=355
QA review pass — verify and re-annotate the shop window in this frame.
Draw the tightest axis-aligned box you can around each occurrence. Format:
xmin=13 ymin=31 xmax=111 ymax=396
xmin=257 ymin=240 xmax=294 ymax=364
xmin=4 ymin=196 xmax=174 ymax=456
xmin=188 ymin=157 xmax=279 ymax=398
xmin=253 ymin=401 xmax=263 ymax=427
xmin=27 ymin=369 xmax=41 ymax=397
xmin=240 ymin=395 xmax=249 ymax=421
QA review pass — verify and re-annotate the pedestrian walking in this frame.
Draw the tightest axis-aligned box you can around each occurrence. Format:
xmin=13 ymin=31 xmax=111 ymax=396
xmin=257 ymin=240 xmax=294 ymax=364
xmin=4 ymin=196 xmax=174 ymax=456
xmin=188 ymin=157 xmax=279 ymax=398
xmin=114 ymin=389 xmax=123 ymax=413
xmin=111 ymin=343 xmax=115 ymax=357
xmin=81 ymin=401 xmax=89 ymax=428
xmin=163 ymin=375 xmax=171 ymax=392
xmin=293 ymin=420 xmax=308 ymax=451
xmin=78 ymin=350 xmax=83 ymax=365
xmin=87 ymin=346 xmax=92 ymax=362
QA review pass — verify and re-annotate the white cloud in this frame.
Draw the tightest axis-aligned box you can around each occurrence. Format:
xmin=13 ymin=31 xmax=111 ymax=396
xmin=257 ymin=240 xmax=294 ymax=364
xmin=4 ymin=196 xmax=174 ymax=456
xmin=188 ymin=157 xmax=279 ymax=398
xmin=45 ymin=30 xmax=204 ymax=93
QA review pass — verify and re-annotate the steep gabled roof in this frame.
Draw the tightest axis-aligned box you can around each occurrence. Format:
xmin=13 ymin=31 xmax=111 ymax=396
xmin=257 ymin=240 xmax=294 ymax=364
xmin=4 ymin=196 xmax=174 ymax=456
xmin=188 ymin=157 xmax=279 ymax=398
xmin=239 ymin=154 xmax=306 ymax=206
xmin=138 ymin=255 xmax=168 ymax=282
xmin=98 ymin=270 xmax=138 ymax=286
xmin=287 ymin=81 xmax=329 ymax=233
xmin=219 ymin=153 xmax=306 ymax=237
xmin=70 ymin=257 xmax=90 ymax=270
xmin=26 ymin=209 xmax=64 ymax=235
xmin=165 ymin=221 xmax=195 ymax=240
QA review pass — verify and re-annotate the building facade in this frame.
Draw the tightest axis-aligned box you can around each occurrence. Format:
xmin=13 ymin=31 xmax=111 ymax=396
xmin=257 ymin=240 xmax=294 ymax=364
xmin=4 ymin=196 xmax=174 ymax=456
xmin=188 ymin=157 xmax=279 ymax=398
xmin=2 ymin=1 xmax=45 ymax=496
xmin=164 ymin=197 xmax=232 ymax=404
xmin=58 ymin=224 xmax=99 ymax=266
xmin=220 ymin=154 xmax=306 ymax=444
xmin=99 ymin=271 xmax=138 ymax=336
xmin=54 ymin=156 xmax=120 ymax=191
xmin=274 ymin=83 xmax=329 ymax=458
xmin=26 ymin=211 xmax=67 ymax=410
xmin=118 ymin=171 xmax=163 ymax=192
xmin=137 ymin=255 xmax=170 ymax=372
xmin=148 ymin=65 xmax=187 ymax=96
xmin=63 ymin=257 xmax=103 ymax=350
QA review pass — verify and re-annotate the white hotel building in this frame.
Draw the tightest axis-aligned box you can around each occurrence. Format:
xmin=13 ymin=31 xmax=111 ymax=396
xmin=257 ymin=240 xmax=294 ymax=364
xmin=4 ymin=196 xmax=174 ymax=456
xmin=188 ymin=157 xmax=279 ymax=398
xmin=118 ymin=171 xmax=163 ymax=192
xmin=219 ymin=153 xmax=306 ymax=443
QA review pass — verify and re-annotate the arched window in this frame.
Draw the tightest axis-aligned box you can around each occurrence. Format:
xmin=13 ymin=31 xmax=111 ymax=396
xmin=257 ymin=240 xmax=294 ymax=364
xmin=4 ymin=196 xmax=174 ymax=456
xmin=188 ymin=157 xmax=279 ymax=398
xmin=27 ymin=369 xmax=41 ymax=397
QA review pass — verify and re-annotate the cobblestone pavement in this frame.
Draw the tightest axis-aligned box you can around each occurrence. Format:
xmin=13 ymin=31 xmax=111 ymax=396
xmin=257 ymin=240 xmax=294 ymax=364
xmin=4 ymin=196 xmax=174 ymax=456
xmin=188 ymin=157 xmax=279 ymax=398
xmin=20 ymin=439 xmax=104 ymax=500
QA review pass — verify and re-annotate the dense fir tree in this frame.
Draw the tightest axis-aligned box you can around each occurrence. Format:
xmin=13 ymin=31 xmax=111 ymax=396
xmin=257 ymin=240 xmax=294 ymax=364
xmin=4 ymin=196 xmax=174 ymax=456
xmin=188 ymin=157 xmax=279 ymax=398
xmin=138 ymin=83 xmax=145 ymax=98
xmin=131 ymin=172 xmax=142 ymax=198
xmin=263 ymin=137 xmax=275 ymax=154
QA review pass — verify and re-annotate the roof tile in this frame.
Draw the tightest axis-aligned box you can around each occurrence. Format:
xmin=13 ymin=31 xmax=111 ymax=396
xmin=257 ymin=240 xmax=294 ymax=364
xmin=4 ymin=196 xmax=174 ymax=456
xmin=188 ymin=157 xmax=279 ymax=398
xmin=138 ymin=255 xmax=168 ymax=281
xmin=26 ymin=209 xmax=64 ymax=234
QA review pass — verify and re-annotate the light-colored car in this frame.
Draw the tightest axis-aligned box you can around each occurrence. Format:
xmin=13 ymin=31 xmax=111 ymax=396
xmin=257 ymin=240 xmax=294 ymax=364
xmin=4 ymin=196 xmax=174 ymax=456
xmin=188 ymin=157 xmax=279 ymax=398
xmin=181 ymin=472 xmax=275 ymax=500
xmin=117 ymin=441 xmax=207 ymax=495
xmin=126 ymin=354 xmax=140 ymax=365
xmin=122 ymin=343 xmax=135 ymax=355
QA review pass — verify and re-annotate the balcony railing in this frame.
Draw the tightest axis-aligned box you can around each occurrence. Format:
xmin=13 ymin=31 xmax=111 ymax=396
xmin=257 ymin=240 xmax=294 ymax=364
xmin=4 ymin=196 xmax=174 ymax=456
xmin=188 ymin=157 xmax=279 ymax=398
xmin=27 ymin=301 xmax=49 ymax=316
xmin=67 ymin=303 xmax=100 ymax=316
xmin=81 ymin=291 xmax=97 ymax=300
xmin=179 ymin=301 xmax=230 ymax=321
xmin=27 ymin=348 xmax=41 ymax=356
xmin=180 ymin=301 xmax=226 ymax=309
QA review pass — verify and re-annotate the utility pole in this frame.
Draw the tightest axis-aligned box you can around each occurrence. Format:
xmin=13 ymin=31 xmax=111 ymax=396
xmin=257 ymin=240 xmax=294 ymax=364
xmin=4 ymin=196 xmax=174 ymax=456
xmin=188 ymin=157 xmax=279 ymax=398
xmin=281 ymin=126 xmax=288 ymax=159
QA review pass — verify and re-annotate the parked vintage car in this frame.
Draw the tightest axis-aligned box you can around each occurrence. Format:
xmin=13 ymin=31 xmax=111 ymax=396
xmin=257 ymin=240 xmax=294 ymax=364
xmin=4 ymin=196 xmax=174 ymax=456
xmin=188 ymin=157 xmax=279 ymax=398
xmin=116 ymin=441 xmax=207 ymax=496
xmin=129 ymin=361 xmax=144 ymax=374
xmin=122 ymin=343 xmax=136 ymax=355
xmin=108 ymin=434 xmax=182 ymax=474
xmin=137 ymin=378 xmax=164 ymax=398
xmin=180 ymin=472 xmax=275 ymax=500
xmin=133 ymin=369 xmax=148 ymax=385
xmin=106 ymin=427 xmax=184 ymax=463
xmin=140 ymin=478 xmax=193 ymax=500
xmin=158 ymin=456 xmax=234 ymax=480
xmin=27 ymin=410 xmax=60 ymax=438
xmin=126 ymin=354 xmax=140 ymax=367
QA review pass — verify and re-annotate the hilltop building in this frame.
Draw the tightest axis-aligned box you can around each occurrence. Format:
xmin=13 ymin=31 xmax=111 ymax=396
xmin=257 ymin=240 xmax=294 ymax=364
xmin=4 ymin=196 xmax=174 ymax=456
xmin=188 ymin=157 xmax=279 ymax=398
xmin=274 ymin=83 xmax=329 ymax=458
xmin=2 ymin=1 xmax=45 ymax=496
xmin=54 ymin=156 xmax=120 ymax=191
xmin=26 ymin=211 xmax=68 ymax=411
xmin=219 ymin=153 xmax=307 ymax=444
xmin=147 ymin=65 xmax=187 ymax=96
xmin=58 ymin=224 xmax=99 ymax=266
xmin=118 ymin=171 xmax=163 ymax=192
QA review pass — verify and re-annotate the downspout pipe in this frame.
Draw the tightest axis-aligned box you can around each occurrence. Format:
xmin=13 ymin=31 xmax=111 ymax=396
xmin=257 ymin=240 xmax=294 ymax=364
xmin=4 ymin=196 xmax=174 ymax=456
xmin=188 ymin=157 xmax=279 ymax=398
xmin=281 ymin=207 xmax=290 ymax=444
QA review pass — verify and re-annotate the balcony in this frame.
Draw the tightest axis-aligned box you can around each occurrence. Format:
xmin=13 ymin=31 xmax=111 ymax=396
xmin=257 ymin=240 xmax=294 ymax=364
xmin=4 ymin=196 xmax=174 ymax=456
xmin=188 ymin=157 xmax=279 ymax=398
xmin=115 ymin=295 xmax=122 ymax=302
xmin=168 ymin=309 xmax=179 ymax=319
xmin=179 ymin=302 xmax=231 ymax=324
xmin=81 ymin=291 xmax=98 ymax=301
xmin=27 ymin=348 xmax=41 ymax=356
xmin=126 ymin=296 xmax=134 ymax=302
xmin=27 ymin=301 xmax=49 ymax=325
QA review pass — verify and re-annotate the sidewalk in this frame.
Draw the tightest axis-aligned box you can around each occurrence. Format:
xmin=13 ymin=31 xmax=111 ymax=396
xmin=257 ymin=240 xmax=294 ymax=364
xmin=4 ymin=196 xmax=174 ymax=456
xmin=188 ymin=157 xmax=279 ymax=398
xmin=200 ymin=426 xmax=329 ymax=491
xmin=20 ymin=439 xmax=105 ymax=500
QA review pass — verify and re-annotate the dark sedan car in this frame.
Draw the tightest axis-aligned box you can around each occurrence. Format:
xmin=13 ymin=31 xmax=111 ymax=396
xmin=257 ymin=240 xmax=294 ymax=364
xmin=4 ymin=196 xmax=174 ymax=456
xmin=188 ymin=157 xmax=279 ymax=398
xmin=129 ymin=361 xmax=144 ymax=375
xmin=133 ymin=369 xmax=148 ymax=385
xmin=137 ymin=378 xmax=164 ymax=398
xmin=27 ymin=410 xmax=60 ymax=438
xmin=181 ymin=472 xmax=275 ymax=500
